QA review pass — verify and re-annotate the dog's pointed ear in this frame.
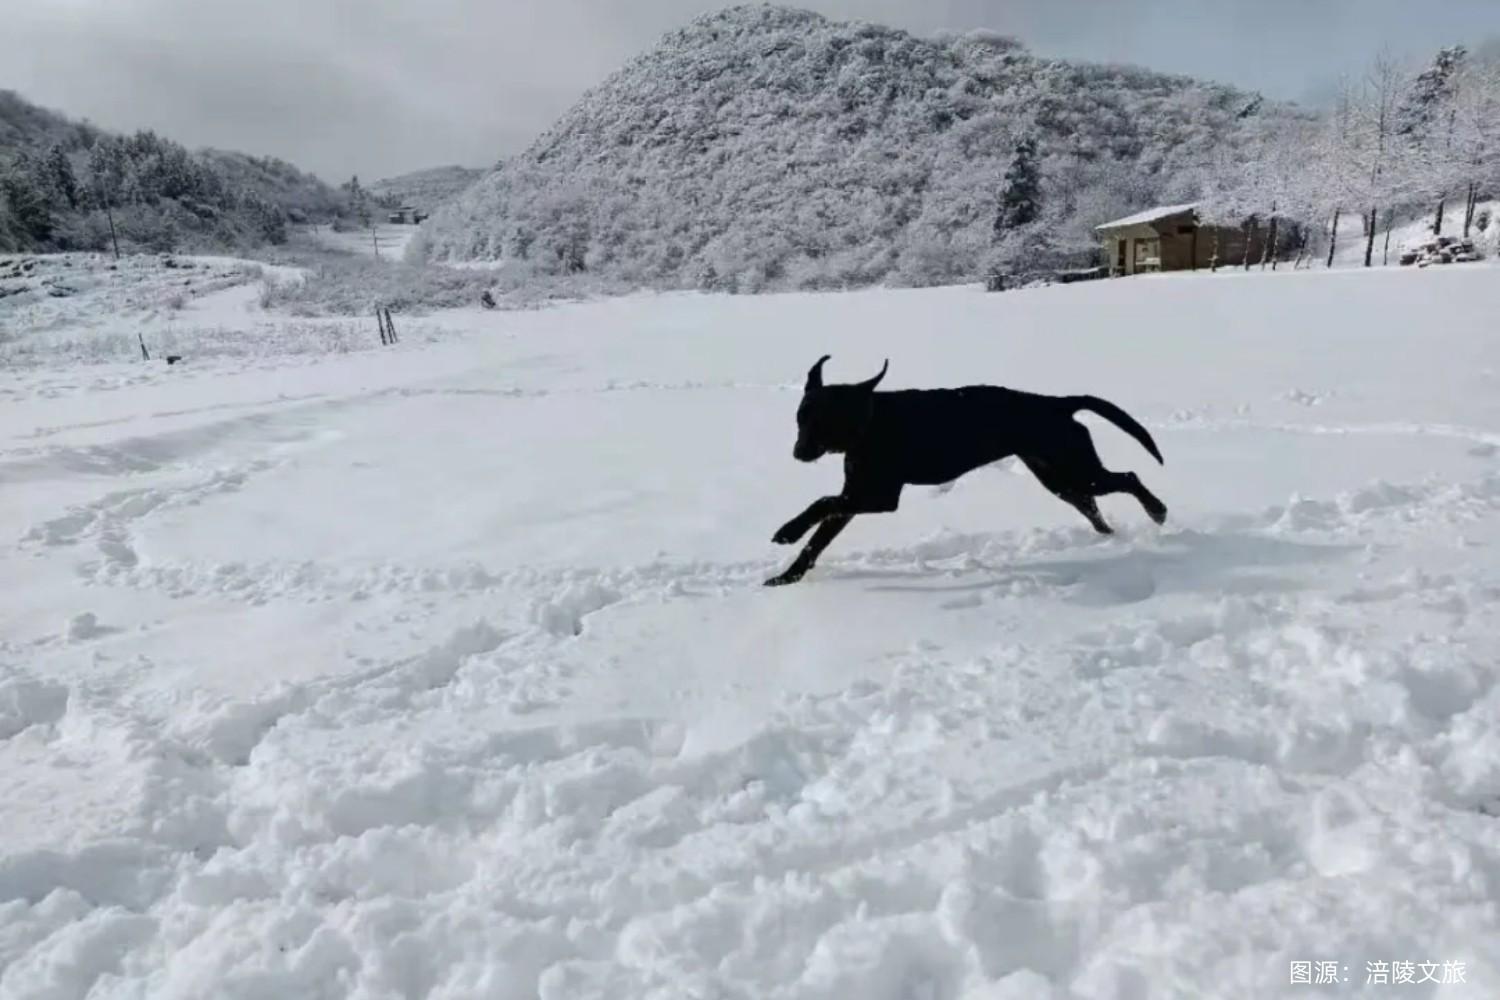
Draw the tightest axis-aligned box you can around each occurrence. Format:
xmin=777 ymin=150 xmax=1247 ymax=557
xmin=805 ymin=354 xmax=832 ymax=391
xmin=858 ymin=359 xmax=888 ymax=391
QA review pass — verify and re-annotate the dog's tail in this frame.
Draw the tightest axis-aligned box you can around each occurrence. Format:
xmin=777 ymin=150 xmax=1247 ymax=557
xmin=1066 ymin=395 xmax=1164 ymax=465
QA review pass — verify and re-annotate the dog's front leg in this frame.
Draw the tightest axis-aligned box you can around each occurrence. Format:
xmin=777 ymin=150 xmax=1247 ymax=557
xmin=766 ymin=479 xmax=901 ymax=586
xmin=765 ymin=514 xmax=853 ymax=587
xmin=771 ymin=496 xmax=841 ymax=545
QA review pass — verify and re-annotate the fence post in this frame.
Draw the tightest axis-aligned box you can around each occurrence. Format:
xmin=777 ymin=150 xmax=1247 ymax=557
xmin=375 ymin=307 xmax=387 ymax=345
xmin=138 ymin=332 xmax=150 ymax=361
xmin=384 ymin=308 xmax=398 ymax=344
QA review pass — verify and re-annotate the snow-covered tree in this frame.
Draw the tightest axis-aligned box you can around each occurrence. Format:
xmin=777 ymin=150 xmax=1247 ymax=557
xmin=1353 ymin=52 xmax=1413 ymax=266
xmin=1399 ymin=45 xmax=1468 ymax=234
xmin=1302 ymin=67 xmax=1407 ymax=268
xmin=43 ymin=144 xmax=79 ymax=209
xmin=992 ymin=134 xmax=1041 ymax=238
xmin=1450 ymin=55 xmax=1500 ymax=236
xmin=343 ymin=175 xmax=370 ymax=227
xmin=0 ymin=153 xmax=53 ymax=244
xmin=85 ymin=136 xmax=128 ymax=209
xmin=1299 ymin=81 xmax=1358 ymax=267
xmin=1192 ymin=147 xmax=1257 ymax=270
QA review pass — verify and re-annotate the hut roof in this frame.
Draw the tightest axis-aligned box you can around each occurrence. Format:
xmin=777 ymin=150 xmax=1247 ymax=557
xmin=1095 ymin=202 xmax=1200 ymax=231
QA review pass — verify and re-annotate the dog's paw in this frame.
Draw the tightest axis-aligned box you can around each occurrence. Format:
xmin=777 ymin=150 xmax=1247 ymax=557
xmin=764 ymin=568 xmax=805 ymax=587
xmin=771 ymin=523 xmax=802 ymax=545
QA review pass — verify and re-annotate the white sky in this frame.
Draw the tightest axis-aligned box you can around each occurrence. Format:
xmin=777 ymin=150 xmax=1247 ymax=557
xmin=2 ymin=0 xmax=1497 ymax=181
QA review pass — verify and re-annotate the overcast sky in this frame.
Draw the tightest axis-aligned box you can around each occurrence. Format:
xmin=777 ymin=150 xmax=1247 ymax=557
xmin=3 ymin=0 xmax=1497 ymax=181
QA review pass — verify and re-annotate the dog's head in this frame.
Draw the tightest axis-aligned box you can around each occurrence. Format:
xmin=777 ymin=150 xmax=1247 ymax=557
xmin=791 ymin=355 xmax=888 ymax=462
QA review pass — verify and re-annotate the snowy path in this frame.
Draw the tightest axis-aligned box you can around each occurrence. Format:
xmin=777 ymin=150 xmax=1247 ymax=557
xmin=3 ymin=269 xmax=1500 ymax=998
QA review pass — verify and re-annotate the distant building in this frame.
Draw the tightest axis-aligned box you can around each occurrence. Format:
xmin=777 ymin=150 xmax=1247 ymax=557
xmin=1095 ymin=203 xmax=1270 ymax=276
xmin=386 ymin=206 xmax=429 ymax=225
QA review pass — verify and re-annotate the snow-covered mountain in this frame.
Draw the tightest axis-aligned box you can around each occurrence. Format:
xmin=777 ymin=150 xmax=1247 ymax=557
xmin=413 ymin=4 xmax=1308 ymax=289
xmin=368 ymin=165 xmax=485 ymax=211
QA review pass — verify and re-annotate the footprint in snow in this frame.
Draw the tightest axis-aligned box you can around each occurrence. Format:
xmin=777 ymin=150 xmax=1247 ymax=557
xmin=63 ymin=612 xmax=120 ymax=642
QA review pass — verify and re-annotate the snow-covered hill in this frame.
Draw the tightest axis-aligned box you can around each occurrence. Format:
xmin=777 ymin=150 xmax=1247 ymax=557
xmin=0 ymin=90 xmax=351 ymax=255
xmin=413 ymin=5 xmax=1306 ymax=290
xmin=3 ymin=263 xmax=1499 ymax=997
xmin=368 ymin=166 xmax=485 ymax=212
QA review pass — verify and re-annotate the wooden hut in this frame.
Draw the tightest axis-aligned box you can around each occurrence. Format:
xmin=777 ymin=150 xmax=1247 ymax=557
xmin=1096 ymin=203 xmax=1270 ymax=276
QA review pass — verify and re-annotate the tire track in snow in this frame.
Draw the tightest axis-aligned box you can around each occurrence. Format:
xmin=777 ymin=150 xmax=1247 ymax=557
xmin=20 ymin=461 xmax=280 ymax=581
xmin=13 ymin=392 xmax=332 ymax=443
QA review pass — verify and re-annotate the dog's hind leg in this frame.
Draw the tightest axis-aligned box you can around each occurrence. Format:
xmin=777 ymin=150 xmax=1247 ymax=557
xmin=1068 ymin=430 xmax=1167 ymax=525
xmin=765 ymin=514 xmax=853 ymax=586
xmin=1025 ymin=426 xmax=1168 ymax=528
xmin=1094 ymin=469 xmax=1168 ymax=525
xmin=1020 ymin=455 xmax=1114 ymax=534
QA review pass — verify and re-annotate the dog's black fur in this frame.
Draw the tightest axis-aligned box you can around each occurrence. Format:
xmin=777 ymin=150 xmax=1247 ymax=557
xmin=765 ymin=355 xmax=1168 ymax=586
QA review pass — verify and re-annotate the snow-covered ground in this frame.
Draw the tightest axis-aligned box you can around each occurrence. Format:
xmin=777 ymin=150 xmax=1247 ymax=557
xmin=308 ymin=223 xmax=420 ymax=262
xmin=1 ymin=253 xmax=276 ymax=360
xmin=3 ymin=263 xmax=1500 ymax=998
xmin=0 ymin=252 xmax=460 ymax=370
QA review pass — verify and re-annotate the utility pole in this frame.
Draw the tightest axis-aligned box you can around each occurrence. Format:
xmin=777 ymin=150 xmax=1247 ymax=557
xmin=97 ymin=182 xmax=120 ymax=260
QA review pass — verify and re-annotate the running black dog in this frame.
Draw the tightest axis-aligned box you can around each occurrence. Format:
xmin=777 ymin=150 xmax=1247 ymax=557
xmin=765 ymin=355 xmax=1168 ymax=586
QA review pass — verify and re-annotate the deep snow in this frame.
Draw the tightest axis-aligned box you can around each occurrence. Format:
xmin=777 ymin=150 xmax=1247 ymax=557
xmin=2 ymin=261 xmax=1500 ymax=998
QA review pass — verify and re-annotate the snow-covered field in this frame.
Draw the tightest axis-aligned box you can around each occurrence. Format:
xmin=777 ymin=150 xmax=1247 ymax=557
xmin=3 ymin=262 xmax=1500 ymax=998
xmin=309 ymin=224 xmax=420 ymax=262
xmin=1 ymin=254 xmax=275 ymax=362
xmin=0 ymin=252 xmax=458 ymax=370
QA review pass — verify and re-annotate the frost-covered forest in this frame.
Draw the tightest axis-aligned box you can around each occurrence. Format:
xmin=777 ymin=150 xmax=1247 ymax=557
xmin=414 ymin=6 xmax=1500 ymax=290
xmin=0 ymin=91 xmax=349 ymax=254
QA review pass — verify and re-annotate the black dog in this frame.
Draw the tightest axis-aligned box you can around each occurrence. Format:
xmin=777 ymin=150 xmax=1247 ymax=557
xmin=765 ymin=355 xmax=1168 ymax=586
